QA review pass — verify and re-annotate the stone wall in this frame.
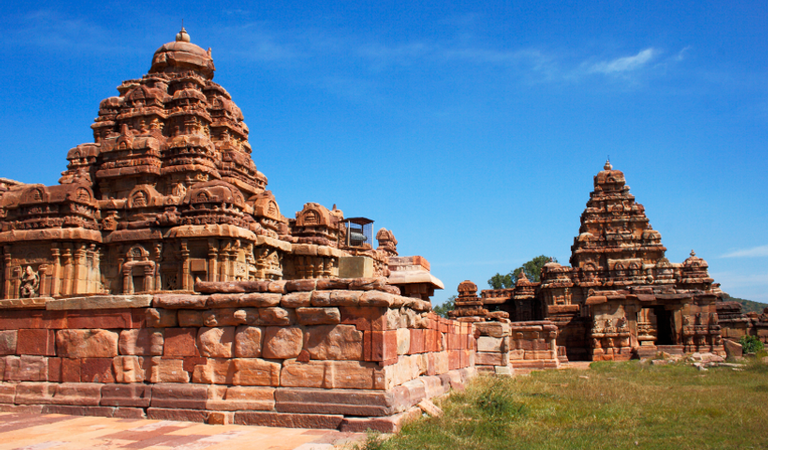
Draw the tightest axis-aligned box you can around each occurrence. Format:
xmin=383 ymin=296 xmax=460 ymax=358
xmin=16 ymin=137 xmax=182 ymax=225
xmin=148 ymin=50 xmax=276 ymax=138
xmin=0 ymin=279 xmax=474 ymax=432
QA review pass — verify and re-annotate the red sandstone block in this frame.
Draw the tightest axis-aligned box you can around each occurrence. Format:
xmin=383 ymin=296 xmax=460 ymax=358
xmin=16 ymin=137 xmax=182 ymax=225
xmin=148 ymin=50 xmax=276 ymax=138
xmin=447 ymin=350 xmax=460 ymax=371
xmin=0 ymin=404 xmax=43 ymax=414
xmin=0 ymin=383 xmax=15 ymax=403
xmin=340 ymin=306 xmax=388 ymax=331
xmin=61 ymin=358 xmax=81 ymax=382
xmin=408 ymin=329 xmax=424 ymax=354
xmin=15 ymin=382 xmax=57 ymax=404
xmin=182 ymin=356 xmax=208 ymax=374
xmin=66 ymin=309 xmax=145 ymax=329
xmin=17 ymin=329 xmax=56 ymax=356
xmin=4 ymin=355 xmax=48 ymax=382
xmin=42 ymin=405 xmax=116 ymax=417
xmin=235 ymin=411 xmax=343 ymax=429
xmin=0 ymin=330 xmax=17 ymax=355
xmin=81 ymin=358 xmax=114 ymax=383
xmin=147 ymin=407 xmax=210 ymax=423
xmin=163 ymin=328 xmax=199 ymax=357
xmin=113 ymin=407 xmax=147 ymax=419
xmin=363 ymin=330 xmax=397 ymax=362
xmin=274 ymin=387 xmax=397 ymax=416
xmin=339 ymin=408 xmax=421 ymax=433
xmin=53 ymin=383 xmax=102 ymax=406
xmin=208 ymin=411 xmax=235 ymax=424
xmin=48 ymin=358 xmax=61 ymax=382
xmin=100 ymin=384 xmax=151 ymax=407
xmin=151 ymin=384 xmax=209 ymax=409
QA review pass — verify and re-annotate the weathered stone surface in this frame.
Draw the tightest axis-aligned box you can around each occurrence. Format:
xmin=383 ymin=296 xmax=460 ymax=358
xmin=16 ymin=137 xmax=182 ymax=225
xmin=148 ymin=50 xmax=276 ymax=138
xmin=262 ymin=327 xmax=303 ymax=359
xmin=177 ymin=310 xmax=204 ymax=327
xmin=56 ymin=329 xmax=118 ymax=358
xmin=339 ymin=407 xmax=421 ymax=433
xmin=280 ymin=360 xmax=385 ymax=389
xmin=206 ymin=385 xmax=275 ymax=411
xmin=235 ymin=411 xmax=343 ymax=429
xmin=145 ymin=308 xmax=177 ymax=328
xmin=203 ymin=308 xmax=258 ymax=327
xmin=396 ymin=328 xmax=410 ymax=355
xmin=305 ymin=325 xmax=362 ymax=360
xmin=258 ymin=307 xmax=295 ymax=326
xmin=147 ymin=407 xmax=209 ymax=423
xmin=46 ymin=295 xmax=152 ymax=310
xmin=723 ymin=339 xmax=743 ymax=359
xmin=477 ymin=336 xmax=504 ymax=353
xmin=196 ymin=327 xmax=234 ymax=358
xmin=81 ymin=358 xmax=115 ymax=383
xmin=207 ymin=293 xmax=281 ymax=308
xmin=275 ymin=387 xmax=398 ymax=416
xmin=163 ymin=328 xmax=198 ymax=357
xmin=152 ymin=294 xmax=207 ymax=309
xmin=296 ymin=307 xmax=341 ymax=325
xmin=113 ymin=356 xmax=145 ymax=383
xmin=281 ymin=292 xmax=312 ymax=308
xmin=119 ymin=329 xmax=163 ymax=356
xmin=149 ymin=357 xmax=190 ymax=383
xmin=0 ymin=331 xmax=17 ymax=355
xmin=100 ymin=384 xmax=151 ymax=407
xmin=0 ymin=297 xmax=49 ymax=309
xmin=232 ymin=359 xmax=281 ymax=386
xmin=150 ymin=384 xmax=209 ymax=409
xmin=17 ymin=329 xmax=56 ymax=356
xmin=234 ymin=326 xmax=263 ymax=358
xmin=192 ymin=358 xmax=234 ymax=384
xmin=5 ymin=355 xmax=49 ymax=381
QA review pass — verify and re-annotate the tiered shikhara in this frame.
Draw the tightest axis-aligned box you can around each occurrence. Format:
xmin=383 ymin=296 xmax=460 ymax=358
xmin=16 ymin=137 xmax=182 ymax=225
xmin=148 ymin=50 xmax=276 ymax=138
xmin=452 ymin=161 xmax=726 ymax=361
xmin=0 ymin=29 xmax=443 ymax=302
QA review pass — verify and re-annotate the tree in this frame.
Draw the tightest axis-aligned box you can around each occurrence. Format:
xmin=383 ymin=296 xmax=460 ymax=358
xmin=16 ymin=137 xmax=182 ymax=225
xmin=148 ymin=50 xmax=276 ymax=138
xmin=487 ymin=255 xmax=556 ymax=289
xmin=433 ymin=295 xmax=456 ymax=316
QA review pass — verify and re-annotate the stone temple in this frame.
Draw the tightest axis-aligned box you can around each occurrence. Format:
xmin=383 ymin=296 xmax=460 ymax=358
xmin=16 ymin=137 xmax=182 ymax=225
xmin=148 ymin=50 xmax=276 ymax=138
xmin=0 ymin=28 xmax=442 ymax=302
xmin=449 ymin=161 xmax=767 ymax=366
xmin=0 ymin=30 xmax=766 ymax=428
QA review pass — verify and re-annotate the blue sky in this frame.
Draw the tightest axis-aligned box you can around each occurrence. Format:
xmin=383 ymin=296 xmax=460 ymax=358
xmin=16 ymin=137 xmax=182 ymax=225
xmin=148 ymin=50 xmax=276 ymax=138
xmin=0 ymin=1 xmax=768 ymax=303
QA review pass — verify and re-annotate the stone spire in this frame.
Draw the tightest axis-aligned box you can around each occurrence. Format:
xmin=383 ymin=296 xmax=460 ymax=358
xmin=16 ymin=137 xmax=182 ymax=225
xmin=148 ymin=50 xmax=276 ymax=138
xmin=570 ymin=162 xmax=667 ymax=285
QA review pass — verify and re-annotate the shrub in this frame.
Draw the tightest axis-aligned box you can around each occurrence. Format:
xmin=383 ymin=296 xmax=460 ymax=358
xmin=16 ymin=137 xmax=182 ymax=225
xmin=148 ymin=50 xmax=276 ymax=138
xmin=739 ymin=335 xmax=764 ymax=354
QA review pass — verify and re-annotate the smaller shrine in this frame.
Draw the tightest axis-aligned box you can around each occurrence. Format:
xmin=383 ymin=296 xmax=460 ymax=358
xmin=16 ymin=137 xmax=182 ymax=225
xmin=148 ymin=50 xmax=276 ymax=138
xmin=450 ymin=162 xmax=742 ymax=362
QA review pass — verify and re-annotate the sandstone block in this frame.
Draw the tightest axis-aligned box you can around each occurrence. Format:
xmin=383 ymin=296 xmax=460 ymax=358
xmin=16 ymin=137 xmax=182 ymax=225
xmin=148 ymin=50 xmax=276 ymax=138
xmin=177 ymin=310 xmax=204 ymax=327
xmin=275 ymin=387 xmax=397 ymax=416
xmin=150 ymin=384 xmax=209 ymax=409
xmin=339 ymin=407 xmax=421 ymax=433
xmin=206 ymin=385 xmax=275 ymax=411
xmin=207 ymin=293 xmax=281 ymax=308
xmin=14 ymin=382 xmax=57 ymax=404
xmin=281 ymin=291 xmax=312 ymax=308
xmin=296 ymin=307 xmax=341 ymax=325
xmin=232 ymin=358 xmax=281 ymax=386
xmin=56 ymin=329 xmax=118 ymax=358
xmin=119 ymin=329 xmax=163 ymax=356
xmin=235 ymin=326 xmax=263 ymax=357
xmin=196 ymin=327 xmax=234 ymax=358
xmin=477 ymin=336 xmax=504 ymax=353
xmin=192 ymin=358 xmax=234 ymax=384
xmin=258 ymin=307 xmax=295 ymax=325
xmin=268 ymin=280 xmax=287 ymax=294
xmin=147 ymin=407 xmax=209 ymax=423
xmin=100 ymin=384 xmax=151 ymax=407
xmin=41 ymin=405 xmax=115 ymax=417
xmin=163 ymin=328 xmax=198 ymax=357
xmin=113 ymin=356 xmax=145 ymax=383
xmin=81 ymin=357 xmax=114 ymax=383
xmin=475 ymin=322 xmax=511 ymax=338
xmin=285 ymin=279 xmax=317 ymax=292
xmin=207 ymin=411 xmax=235 ymax=425
xmin=203 ymin=308 xmax=259 ymax=327
xmin=46 ymin=295 xmax=152 ymax=310
xmin=364 ymin=330 xmax=397 ymax=363
xmin=145 ymin=308 xmax=178 ymax=328
xmin=235 ymin=411 xmax=343 ymax=429
xmin=409 ymin=329 xmax=424 ymax=354
xmin=53 ymin=383 xmax=103 ymax=406
xmin=5 ymin=355 xmax=48 ymax=381
xmin=152 ymin=294 xmax=207 ymax=309
xmin=396 ymin=328 xmax=410 ymax=355
xmin=0 ymin=331 xmax=17 ymax=355
xmin=340 ymin=306 xmax=387 ymax=331
xmin=359 ymin=290 xmax=393 ymax=307
xmin=0 ymin=383 xmax=15 ymax=403
xmin=113 ymin=407 xmax=147 ymax=419
xmin=262 ymin=326 xmax=303 ymax=359
xmin=475 ymin=352 xmax=508 ymax=366
xmin=149 ymin=357 xmax=190 ymax=383
xmin=305 ymin=324 xmax=362 ymax=360
xmin=61 ymin=358 xmax=81 ymax=382
xmin=65 ymin=310 xmax=145 ymax=329
xmin=280 ymin=360 xmax=385 ymax=389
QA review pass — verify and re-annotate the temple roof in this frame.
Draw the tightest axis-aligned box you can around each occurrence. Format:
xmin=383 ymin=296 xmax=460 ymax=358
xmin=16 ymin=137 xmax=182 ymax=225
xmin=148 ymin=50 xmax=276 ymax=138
xmin=150 ymin=28 xmax=215 ymax=79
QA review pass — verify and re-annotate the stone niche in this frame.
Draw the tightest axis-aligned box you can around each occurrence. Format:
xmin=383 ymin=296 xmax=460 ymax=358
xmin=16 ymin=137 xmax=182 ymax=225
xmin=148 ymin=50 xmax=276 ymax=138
xmin=0 ymin=278 xmax=474 ymax=431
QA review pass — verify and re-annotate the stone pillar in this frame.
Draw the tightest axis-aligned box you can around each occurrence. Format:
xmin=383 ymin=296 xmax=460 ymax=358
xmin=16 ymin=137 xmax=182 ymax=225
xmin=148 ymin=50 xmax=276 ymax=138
xmin=208 ymin=239 xmax=218 ymax=282
xmin=2 ymin=246 xmax=10 ymax=299
xmin=154 ymin=243 xmax=162 ymax=291
xmin=144 ymin=263 xmax=155 ymax=292
xmin=122 ymin=264 xmax=133 ymax=294
xmin=63 ymin=245 xmax=74 ymax=296
xmin=74 ymin=244 xmax=87 ymax=294
xmin=181 ymin=239 xmax=191 ymax=290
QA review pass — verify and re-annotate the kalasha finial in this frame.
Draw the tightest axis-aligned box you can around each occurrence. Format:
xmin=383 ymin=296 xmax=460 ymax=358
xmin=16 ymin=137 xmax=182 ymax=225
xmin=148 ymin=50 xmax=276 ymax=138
xmin=604 ymin=159 xmax=612 ymax=171
xmin=176 ymin=26 xmax=191 ymax=43
xmin=690 ymin=249 xmax=696 ymax=257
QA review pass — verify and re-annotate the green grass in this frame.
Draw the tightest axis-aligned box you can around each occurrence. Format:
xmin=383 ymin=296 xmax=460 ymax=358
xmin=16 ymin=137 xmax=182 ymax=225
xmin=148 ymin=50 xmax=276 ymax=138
xmin=358 ymin=359 xmax=767 ymax=450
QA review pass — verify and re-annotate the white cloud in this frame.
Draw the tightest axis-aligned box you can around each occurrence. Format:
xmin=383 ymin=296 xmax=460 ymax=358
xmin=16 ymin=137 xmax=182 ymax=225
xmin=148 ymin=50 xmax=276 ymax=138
xmin=720 ymin=245 xmax=768 ymax=258
xmin=589 ymin=48 xmax=657 ymax=74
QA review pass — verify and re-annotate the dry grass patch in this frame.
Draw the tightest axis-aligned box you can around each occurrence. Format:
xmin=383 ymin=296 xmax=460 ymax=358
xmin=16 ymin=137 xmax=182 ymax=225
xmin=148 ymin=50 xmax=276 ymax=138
xmin=356 ymin=357 xmax=767 ymax=450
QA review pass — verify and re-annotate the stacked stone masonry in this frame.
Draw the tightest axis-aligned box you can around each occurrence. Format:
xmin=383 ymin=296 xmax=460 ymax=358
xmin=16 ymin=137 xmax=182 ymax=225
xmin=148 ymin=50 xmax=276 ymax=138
xmin=0 ymin=278 xmax=475 ymax=431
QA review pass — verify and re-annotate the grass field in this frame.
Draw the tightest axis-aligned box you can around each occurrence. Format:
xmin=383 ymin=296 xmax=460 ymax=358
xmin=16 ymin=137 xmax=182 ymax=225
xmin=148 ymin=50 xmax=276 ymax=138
xmin=358 ymin=357 xmax=767 ymax=450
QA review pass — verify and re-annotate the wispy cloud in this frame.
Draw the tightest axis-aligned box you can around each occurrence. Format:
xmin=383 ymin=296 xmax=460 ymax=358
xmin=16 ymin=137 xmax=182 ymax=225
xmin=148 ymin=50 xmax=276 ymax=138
xmin=720 ymin=245 xmax=768 ymax=258
xmin=589 ymin=48 xmax=657 ymax=74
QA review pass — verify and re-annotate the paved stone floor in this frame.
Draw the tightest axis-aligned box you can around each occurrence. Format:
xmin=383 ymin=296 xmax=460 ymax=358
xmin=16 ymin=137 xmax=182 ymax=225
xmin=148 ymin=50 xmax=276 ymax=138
xmin=0 ymin=412 xmax=366 ymax=450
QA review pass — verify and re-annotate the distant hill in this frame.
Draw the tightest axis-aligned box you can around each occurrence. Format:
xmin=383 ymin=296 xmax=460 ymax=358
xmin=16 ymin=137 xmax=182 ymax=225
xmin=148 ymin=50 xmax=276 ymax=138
xmin=722 ymin=295 xmax=767 ymax=314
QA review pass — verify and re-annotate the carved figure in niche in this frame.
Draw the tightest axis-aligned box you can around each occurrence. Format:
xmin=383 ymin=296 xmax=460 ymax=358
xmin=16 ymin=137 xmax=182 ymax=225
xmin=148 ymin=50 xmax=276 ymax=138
xmin=19 ymin=266 xmax=40 ymax=298
xmin=132 ymin=191 xmax=147 ymax=207
xmin=618 ymin=316 xmax=628 ymax=330
xmin=172 ymin=183 xmax=187 ymax=197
